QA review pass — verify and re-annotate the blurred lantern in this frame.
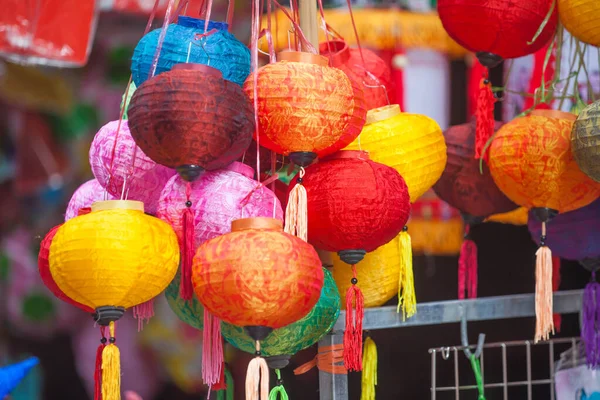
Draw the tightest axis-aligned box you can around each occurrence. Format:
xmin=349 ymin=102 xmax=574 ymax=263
xmin=221 ymin=268 xmax=340 ymax=368
xmin=292 ymin=150 xmax=410 ymax=371
xmin=572 ymin=100 xmax=600 ymax=182
xmin=120 ymin=82 xmax=136 ymax=120
xmin=165 ymin=271 xmax=204 ymax=331
xmin=89 ymin=120 xmax=175 ymax=215
xmin=558 ymin=0 xmax=600 ymax=47
xmin=64 ymin=179 xmax=115 ymax=221
xmin=332 ymin=236 xmax=400 ymax=309
xmin=319 ymin=40 xmax=393 ymax=110
xmin=437 ymin=0 xmax=557 ymax=159
xmin=128 ymin=64 xmax=254 ymax=181
xmin=0 ymin=358 xmax=39 ymax=399
xmin=49 ymin=200 xmax=179 ymax=398
xmin=345 ymin=104 xmax=446 ymax=202
xmin=131 ymin=17 xmax=250 ymax=87
xmin=433 ymin=120 xmax=517 ymax=299
xmin=489 ymin=109 xmax=600 ymax=342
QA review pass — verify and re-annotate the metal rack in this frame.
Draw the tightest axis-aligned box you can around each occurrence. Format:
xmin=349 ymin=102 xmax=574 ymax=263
xmin=317 ymin=290 xmax=584 ymax=400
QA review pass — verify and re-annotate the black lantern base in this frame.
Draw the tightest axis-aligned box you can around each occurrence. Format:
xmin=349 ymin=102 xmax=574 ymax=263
xmin=289 ymin=152 xmax=317 ymax=168
xmin=94 ymin=306 xmax=125 ymax=326
xmin=244 ymin=326 xmax=274 ymax=341
xmin=475 ymin=52 xmax=503 ymax=69
xmin=176 ymin=164 xmax=205 ymax=182
xmin=265 ymin=355 xmax=291 ymax=369
xmin=338 ymin=249 xmax=366 ymax=265
xmin=531 ymin=207 xmax=559 ymax=223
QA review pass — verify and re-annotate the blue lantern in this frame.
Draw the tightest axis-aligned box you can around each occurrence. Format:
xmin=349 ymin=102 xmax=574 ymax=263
xmin=131 ymin=16 xmax=250 ymax=87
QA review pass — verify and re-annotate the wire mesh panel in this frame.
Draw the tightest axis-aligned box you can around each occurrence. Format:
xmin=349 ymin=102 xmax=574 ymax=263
xmin=429 ymin=337 xmax=580 ymax=400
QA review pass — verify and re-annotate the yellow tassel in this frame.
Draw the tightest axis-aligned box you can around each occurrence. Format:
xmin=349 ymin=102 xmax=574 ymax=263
xmin=284 ymin=167 xmax=307 ymax=242
xmin=102 ymin=321 xmax=121 ymax=400
xmin=397 ymin=229 xmax=416 ymax=320
xmin=361 ymin=337 xmax=377 ymax=400
xmin=535 ymin=223 xmax=554 ymax=343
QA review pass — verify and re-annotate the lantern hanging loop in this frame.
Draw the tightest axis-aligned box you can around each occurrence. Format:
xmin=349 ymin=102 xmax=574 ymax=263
xmin=460 ymin=306 xmax=485 ymax=359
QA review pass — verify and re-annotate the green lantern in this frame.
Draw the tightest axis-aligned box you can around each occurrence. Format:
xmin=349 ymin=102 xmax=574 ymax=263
xmin=221 ymin=268 xmax=340 ymax=368
xmin=165 ymin=271 xmax=204 ymax=330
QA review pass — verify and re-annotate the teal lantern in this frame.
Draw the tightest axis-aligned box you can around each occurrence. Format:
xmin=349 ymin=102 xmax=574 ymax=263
xmin=165 ymin=271 xmax=204 ymax=330
xmin=221 ymin=268 xmax=340 ymax=368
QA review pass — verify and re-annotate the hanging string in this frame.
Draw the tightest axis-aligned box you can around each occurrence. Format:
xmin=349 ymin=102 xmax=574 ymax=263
xmin=469 ymin=354 xmax=486 ymax=400
xmin=294 ymin=344 xmax=347 ymax=375
xmin=345 ymin=0 xmax=366 ymax=68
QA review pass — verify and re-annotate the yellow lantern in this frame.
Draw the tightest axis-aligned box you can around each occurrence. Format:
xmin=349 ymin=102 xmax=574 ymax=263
xmin=344 ymin=104 xmax=447 ymax=202
xmin=558 ymin=0 xmax=600 ymax=47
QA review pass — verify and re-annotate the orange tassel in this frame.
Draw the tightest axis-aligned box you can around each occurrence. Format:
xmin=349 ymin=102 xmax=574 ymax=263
xmin=475 ymin=70 xmax=495 ymax=161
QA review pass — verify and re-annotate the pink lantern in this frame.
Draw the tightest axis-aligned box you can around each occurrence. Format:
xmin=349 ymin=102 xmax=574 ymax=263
xmin=89 ymin=120 xmax=175 ymax=214
xmin=64 ymin=179 xmax=115 ymax=221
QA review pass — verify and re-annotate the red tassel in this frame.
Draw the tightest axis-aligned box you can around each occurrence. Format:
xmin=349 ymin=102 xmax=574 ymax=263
xmin=344 ymin=265 xmax=364 ymax=372
xmin=212 ymin=362 xmax=227 ymax=391
xmin=475 ymin=69 xmax=496 ymax=161
xmin=181 ymin=182 xmax=195 ymax=300
xmin=552 ymin=255 xmax=562 ymax=332
xmin=94 ymin=327 xmax=107 ymax=400
xmin=458 ymin=225 xmax=478 ymax=300
xmin=202 ymin=308 xmax=224 ymax=387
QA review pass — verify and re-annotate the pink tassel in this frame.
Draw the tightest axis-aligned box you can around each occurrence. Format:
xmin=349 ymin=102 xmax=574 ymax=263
xmin=344 ymin=265 xmax=364 ymax=372
xmin=458 ymin=225 xmax=478 ymax=299
xmin=202 ymin=308 xmax=224 ymax=387
xmin=132 ymin=299 xmax=155 ymax=331
xmin=181 ymin=182 xmax=195 ymax=300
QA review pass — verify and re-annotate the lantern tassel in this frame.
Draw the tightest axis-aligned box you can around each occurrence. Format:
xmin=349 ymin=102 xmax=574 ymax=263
xmin=101 ymin=321 xmax=121 ymax=400
xmin=475 ymin=70 xmax=495 ymax=161
xmin=534 ymin=222 xmax=554 ymax=343
xmin=397 ymin=227 xmax=416 ymax=320
xmin=202 ymin=308 xmax=224 ymax=387
xmin=246 ymin=341 xmax=269 ymax=400
xmin=132 ymin=298 xmax=154 ymax=331
xmin=582 ymin=272 xmax=600 ymax=368
xmin=213 ymin=362 xmax=227 ymax=391
xmin=344 ymin=265 xmax=364 ymax=372
xmin=361 ymin=336 xmax=377 ymax=400
xmin=94 ymin=327 xmax=107 ymax=400
xmin=269 ymin=369 xmax=289 ymax=400
xmin=284 ymin=167 xmax=307 ymax=242
xmin=458 ymin=225 xmax=478 ymax=300
xmin=552 ymin=255 xmax=562 ymax=332
xmin=181 ymin=182 xmax=195 ymax=300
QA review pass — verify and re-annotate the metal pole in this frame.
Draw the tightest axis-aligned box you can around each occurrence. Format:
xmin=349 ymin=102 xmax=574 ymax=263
xmin=318 ymin=332 xmax=348 ymax=400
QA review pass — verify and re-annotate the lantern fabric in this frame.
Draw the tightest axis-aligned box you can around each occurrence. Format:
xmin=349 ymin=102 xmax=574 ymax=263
xmin=345 ymin=104 xmax=446 ymax=202
xmin=489 ymin=110 xmax=600 ymax=213
xmin=244 ymin=52 xmax=367 ymax=163
xmin=64 ymin=179 xmax=115 ymax=221
xmin=128 ymin=66 xmax=254 ymax=172
xmin=332 ymin=236 xmax=400 ymax=308
xmin=131 ymin=17 xmax=250 ymax=87
xmin=572 ymin=100 xmax=600 ymax=182
xmin=221 ymin=268 xmax=340 ymax=357
xmin=433 ymin=121 xmax=517 ymax=217
xmin=165 ymin=271 xmax=204 ymax=331
xmin=296 ymin=150 xmax=410 ymax=253
xmin=49 ymin=201 xmax=180 ymax=312
xmin=437 ymin=0 xmax=558 ymax=60
xmin=90 ymin=120 xmax=175 ymax=215
xmin=319 ymin=40 xmax=393 ymax=110
xmin=558 ymin=0 xmax=600 ymax=47
xmin=156 ymin=162 xmax=283 ymax=248
xmin=486 ymin=207 xmax=528 ymax=225
xmin=192 ymin=217 xmax=323 ymax=329
xmin=528 ymin=198 xmax=600 ymax=261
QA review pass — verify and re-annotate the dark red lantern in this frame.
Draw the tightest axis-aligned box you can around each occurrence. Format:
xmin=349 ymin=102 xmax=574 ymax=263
xmin=128 ymin=63 xmax=254 ymax=181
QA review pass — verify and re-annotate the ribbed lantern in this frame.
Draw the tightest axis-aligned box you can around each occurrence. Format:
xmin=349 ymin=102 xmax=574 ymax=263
xmin=489 ymin=109 xmax=600 ymax=342
xmin=128 ymin=64 xmax=254 ymax=181
xmin=90 ymin=120 xmax=175 ymax=215
xmin=221 ymin=268 xmax=340 ymax=369
xmin=64 ymin=179 xmax=115 ymax=221
xmin=558 ymin=0 xmax=600 ymax=47
xmin=345 ymin=104 xmax=447 ymax=202
xmin=572 ymin=100 xmax=600 ymax=182
xmin=131 ymin=17 xmax=250 ymax=87
xmin=319 ymin=40 xmax=393 ymax=110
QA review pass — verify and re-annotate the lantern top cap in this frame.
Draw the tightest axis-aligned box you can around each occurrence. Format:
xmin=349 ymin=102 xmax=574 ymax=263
xmin=322 ymin=150 xmax=370 ymax=162
xmin=231 ymin=217 xmax=282 ymax=232
xmin=318 ymin=40 xmax=350 ymax=65
xmin=530 ymin=109 xmax=577 ymax=121
xmin=172 ymin=63 xmax=223 ymax=78
xmin=278 ymin=51 xmax=329 ymax=67
xmin=91 ymin=200 xmax=145 ymax=213
xmin=365 ymin=104 xmax=401 ymax=125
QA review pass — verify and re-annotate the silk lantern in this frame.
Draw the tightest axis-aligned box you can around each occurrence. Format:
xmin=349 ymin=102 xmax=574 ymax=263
xmin=292 ymin=150 xmax=410 ymax=371
xmin=221 ymin=268 xmax=340 ymax=368
xmin=558 ymin=0 xmax=600 ymax=47
xmin=128 ymin=64 xmax=254 ymax=181
xmin=131 ymin=17 xmax=250 ymax=87
xmin=49 ymin=200 xmax=179 ymax=399
xmin=90 ymin=120 xmax=175 ymax=215
xmin=64 ymin=179 xmax=115 ymax=221
xmin=345 ymin=104 xmax=447 ymax=202
xmin=437 ymin=0 xmax=558 ymax=159
xmin=319 ymin=40 xmax=393 ymax=110
xmin=433 ymin=120 xmax=517 ymax=299
xmin=489 ymin=109 xmax=600 ymax=342
xmin=572 ymin=100 xmax=600 ymax=182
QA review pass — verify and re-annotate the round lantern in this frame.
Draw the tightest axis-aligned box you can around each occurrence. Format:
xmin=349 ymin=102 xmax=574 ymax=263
xmin=89 ymin=120 xmax=175 ymax=215
xmin=572 ymin=100 xmax=600 ymax=182
xmin=345 ymin=104 xmax=446 ymax=202
xmin=64 ymin=179 xmax=115 ymax=221
xmin=165 ymin=271 xmax=204 ymax=331
xmin=221 ymin=268 xmax=340 ymax=368
xmin=558 ymin=0 xmax=600 ymax=47
xmin=128 ymin=64 xmax=254 ymax=181
xmin=319 ymin=40 xmax=393 ymax=111
xmin=244 ymin=51 xmax=367 ymax=167
xmin=131 ymin=17 xmax=250 ymax=87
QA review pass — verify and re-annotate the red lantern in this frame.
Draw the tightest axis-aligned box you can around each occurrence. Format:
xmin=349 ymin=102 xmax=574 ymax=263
xmin=319 ymin=40 xmax=393 ymax=111
xmin=128 ymin=63 xmax=254 ymax=181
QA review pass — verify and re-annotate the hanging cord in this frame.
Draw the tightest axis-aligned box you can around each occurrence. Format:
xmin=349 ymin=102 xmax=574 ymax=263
xmin=268 ymin=369 xmax=289 ymax=400
xmin=294 ymin=344 xmax=347 ymax=375
xmin=344 ymin=265 xmax=364 ymax=372
xmin=469 ymin=354 xmax=486 ymax=400
xmin=535 ymin=222 xmax=554 ymax=343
